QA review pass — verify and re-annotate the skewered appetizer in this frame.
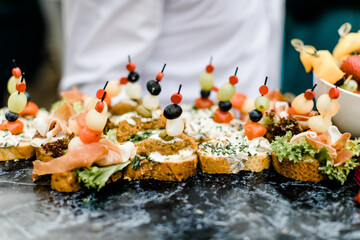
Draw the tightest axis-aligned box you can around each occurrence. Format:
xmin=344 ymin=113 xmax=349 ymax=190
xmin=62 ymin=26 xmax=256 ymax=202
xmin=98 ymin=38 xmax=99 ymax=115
xmin=0 ymin=65 xmax=36 ymax=161
xmin=213 ymin=67 xmax=239 ymax=123
xmin=194 ymin=57 xmax=215 ymax=109
xmin=124 ymin=85 xmax=198 ymax=181
xmin=244 ymin=78 xmax=269 ymax=141
xmin=110 ymin=56 xmax=142 ymax=115
xmin=261 ymin=85 xmax=319 ymax=142
xmin=109 ymin=65 xmax=167 ymax=143
xmin=32 ymin=89 xmax=135 ymax=192
xmin=292 ymin=39 xmax=345 ymax=85
xmin=271 ymin=87 xmax=359 ymax=183
xmin=184 ymin=68 xmax=243 ymax=142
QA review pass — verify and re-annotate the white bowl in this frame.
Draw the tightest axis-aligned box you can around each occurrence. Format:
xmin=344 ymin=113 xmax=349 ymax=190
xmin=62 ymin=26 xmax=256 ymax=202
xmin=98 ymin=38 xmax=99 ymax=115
xmin=313 ymin=74 xmax=360 ymax=137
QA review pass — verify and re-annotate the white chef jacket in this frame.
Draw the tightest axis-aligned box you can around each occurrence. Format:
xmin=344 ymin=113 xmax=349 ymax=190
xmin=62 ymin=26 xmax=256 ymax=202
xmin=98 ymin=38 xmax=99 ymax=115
xmin=60 ymin=0 xmax=285 ymax=105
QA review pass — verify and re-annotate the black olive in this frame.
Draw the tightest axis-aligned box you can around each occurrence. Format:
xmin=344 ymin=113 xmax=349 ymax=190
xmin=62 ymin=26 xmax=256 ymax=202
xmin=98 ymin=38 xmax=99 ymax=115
xmin=334 ymin=76 xmax=345 ymax=87
xmin=163 ymin=104 xmax=182 ymax=119
xmin=219 ymin=101 xmax=232 ymax=112
xmin=24 ymin=91 xmax=31 ymax=102
xmin=5 ymin=110 xmax=19 ymax=122
xmin=146 ymin=80 xmax=161 ymax=95
xmin=249 ymin=109 xmax=263 ymax=122
xmin=200 ymin=90 xmax=211 ymax=98
xmin=128 ymin=71 xmax=139 ymax=82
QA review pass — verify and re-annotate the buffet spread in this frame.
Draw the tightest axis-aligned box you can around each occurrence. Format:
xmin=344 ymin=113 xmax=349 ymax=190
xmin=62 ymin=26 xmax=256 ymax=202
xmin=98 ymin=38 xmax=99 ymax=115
xmin=1 ymin=23 xmax=360 ymax=206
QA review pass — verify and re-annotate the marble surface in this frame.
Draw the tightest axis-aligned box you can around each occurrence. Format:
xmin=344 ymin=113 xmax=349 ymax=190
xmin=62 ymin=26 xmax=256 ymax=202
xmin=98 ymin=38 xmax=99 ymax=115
xmin=1 ymin=160 xmax=360 ymax=240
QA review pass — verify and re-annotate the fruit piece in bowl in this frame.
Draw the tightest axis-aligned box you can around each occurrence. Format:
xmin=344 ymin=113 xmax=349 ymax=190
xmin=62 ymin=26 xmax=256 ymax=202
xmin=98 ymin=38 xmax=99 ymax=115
xmin=313 ymin=73 xmax=360 ymax=137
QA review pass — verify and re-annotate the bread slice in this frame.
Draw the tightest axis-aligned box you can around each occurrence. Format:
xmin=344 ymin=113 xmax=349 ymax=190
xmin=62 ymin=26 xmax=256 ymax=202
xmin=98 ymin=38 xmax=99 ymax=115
xmin=198 ymin=151 xmax=270 ymax=174
xmin=110 ymin=111 xmax=166 ymax=142
xmin=124 ymin=156 xmax=198 ymax=181
xmin=0 ymin=143 xmax=35 ymax=161
xmin=197 ymin=133 xmax=271 ymax=174
xmin=34 ymin=147 xmax=54 ymax=162
xmin=51 ymin=172 xmax=82 ymax=192
xmin=271 ymin=153 xmax=326 ymax=182
xmin=110 ymin=101 xmax=138 ymax=116
xmin=123 ymin=133 xmax=198 ymax=181
xmin=50 ymin=170 xmax=124 ymax=192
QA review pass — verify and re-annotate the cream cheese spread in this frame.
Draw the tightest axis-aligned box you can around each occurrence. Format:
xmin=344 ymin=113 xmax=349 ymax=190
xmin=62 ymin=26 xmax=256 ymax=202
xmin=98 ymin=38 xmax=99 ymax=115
xmin=198 ymin=132 xmax=271 ymax=173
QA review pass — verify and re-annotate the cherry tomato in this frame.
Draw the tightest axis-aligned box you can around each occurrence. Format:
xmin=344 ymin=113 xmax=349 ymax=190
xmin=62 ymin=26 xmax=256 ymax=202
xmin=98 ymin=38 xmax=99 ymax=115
xmin=19 ymin=101 xmax=39 ymax=117
xmin=0 ymin=119 xmax=24 ymax=135
xmin=195 ymin=97 xmax=214 ymax=109
xmin=230 ymin=92 xmax=246 ymax=110
xmin=244 ymin=122 xmax=267 ymax=140
xmin=213 ymin=108 xmax=233 ymax=123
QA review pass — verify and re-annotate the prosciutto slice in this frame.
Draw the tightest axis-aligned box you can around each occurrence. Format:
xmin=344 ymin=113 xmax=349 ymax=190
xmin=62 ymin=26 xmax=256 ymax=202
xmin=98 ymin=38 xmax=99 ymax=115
xmin=32 ymin=139 xmax=135 ymax=180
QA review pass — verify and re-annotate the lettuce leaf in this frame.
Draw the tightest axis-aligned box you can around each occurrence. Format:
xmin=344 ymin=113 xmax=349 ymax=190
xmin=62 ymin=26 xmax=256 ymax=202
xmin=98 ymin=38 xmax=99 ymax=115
xmin=75 ymin=162 xmax=130 ymax=191
xmin=50 ymin=98 xmax=68 ymax=113
xmin=72 ymin=101 xmax=85 ymax=114
xmin=271 ymin=132 xmax=317 ymax=163
xmin=318 ymin=157 xmax=359 ymax=185
xmin=272 ymin=132 xmax=359 ymax=184
xmin=315 ymin=147 xmax=332 ymax=165
xmin=102 ymin=129 xmax=118 ymax=143
xmin=345 ymin=138 xmax=360 ymax=156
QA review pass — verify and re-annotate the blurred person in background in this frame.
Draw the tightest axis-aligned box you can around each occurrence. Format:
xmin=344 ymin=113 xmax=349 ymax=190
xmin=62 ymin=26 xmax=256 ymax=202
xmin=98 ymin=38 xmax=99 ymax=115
xmin=60 ymin=0 xmax=285 ymax=104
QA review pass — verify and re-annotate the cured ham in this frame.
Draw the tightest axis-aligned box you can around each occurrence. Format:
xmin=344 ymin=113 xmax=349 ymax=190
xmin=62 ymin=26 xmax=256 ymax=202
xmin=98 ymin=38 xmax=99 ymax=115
xmin=32 ymin=139 xmax=135 ymax=179
xmin=52 ymin=101 xmax=77 ymax=122
xmin=60 ymin=86 xmax=84 ymax=103
xmin=333 ymin=149 xmax=354 ymax=167
xmin=290 ymin=126 xmax=353 ymax=166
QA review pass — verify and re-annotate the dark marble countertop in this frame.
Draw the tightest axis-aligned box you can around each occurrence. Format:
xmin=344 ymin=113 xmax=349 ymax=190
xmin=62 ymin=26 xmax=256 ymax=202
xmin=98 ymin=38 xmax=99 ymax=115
xmin=1 ymin=160 xmax=360 ymax=240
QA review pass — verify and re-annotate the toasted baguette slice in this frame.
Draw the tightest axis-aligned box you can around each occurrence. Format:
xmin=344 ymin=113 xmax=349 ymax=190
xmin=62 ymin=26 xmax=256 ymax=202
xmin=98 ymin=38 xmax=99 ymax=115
xmin=51 ymin=170 xmax=124 ymax=192
xmin=0 ymin=143 xmax=35 ymax=161
xmin=124 ymin=132 xmax=198 ymax=181
xmin=271 ymin=153 xmax=325 ymax=183
xmin=198 ymin=151 xmax=270 ymax=174
xmin=51 ymin=172 xmax=82 ymax=192
xmin=124 ymin=156 xmax=198 ymax=181
xmin=35 ymin=147 xmax=54 ymax=162
xmin=110 ymin=110 xmax=166 ymax=143
xmin=110 ymin=101 xmax=139 ymax=116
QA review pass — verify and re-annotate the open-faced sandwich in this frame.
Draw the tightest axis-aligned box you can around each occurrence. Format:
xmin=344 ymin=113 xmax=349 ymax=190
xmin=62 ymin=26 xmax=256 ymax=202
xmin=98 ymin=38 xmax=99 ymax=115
xmin=197 ymin=132 xmax=271 ymax=174
xmin=271 ymin=87 xmax=360 ymax=184
xmin=184 ymin=68 xmax=243 ymax=143
xmin=0 ymin=65 xmax=37 ymax=161
xmin=197 ymin=77 xmax=271 ymax=174
xmin=110 ymin=56 xmax=143 ymax=115
xmin=109 ymin=65 xmax=167 ymax=142
xmin=32 ymin=88 xmax=135 ymax=192
xmin=123 ymin=85 xmax=198 ymax=181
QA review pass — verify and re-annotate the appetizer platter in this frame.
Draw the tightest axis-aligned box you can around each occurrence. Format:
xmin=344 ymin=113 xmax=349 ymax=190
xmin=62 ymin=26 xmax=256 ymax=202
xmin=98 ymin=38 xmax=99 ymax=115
xmin=2 ymin=25 xmax=360 ymax=239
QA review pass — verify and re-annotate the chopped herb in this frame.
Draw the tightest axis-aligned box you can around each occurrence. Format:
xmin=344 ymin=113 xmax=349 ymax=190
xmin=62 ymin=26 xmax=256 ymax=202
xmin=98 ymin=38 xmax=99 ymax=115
xmin=130 ymin=130 xmax=153 ymax=143
xmin=131 ymin=154 xmax=147 ymax=170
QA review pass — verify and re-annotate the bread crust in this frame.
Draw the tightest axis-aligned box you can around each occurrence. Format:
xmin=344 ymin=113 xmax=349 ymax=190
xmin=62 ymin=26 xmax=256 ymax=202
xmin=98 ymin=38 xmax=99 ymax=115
xmin=197 ymin=151 xmax=270 ymax=174
xmin=50 ymin=170 xmax=124 ymax=192
xmin=124 ymin=156 xmax=198 ymax=181
xmin=116 ymin=115 xmax=166 ymax=142
xmin=35 ymin=147 xmax=54 ymax=162
xmin=110 ymin=102 xmax=138 ymax=116
xmin=271 ymin=153 xmax=326 ymax=182
xmin=51 ymin=172 xmax=82 ymax=192
xmin=0 ymin=144 xmax=35 ymax=161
